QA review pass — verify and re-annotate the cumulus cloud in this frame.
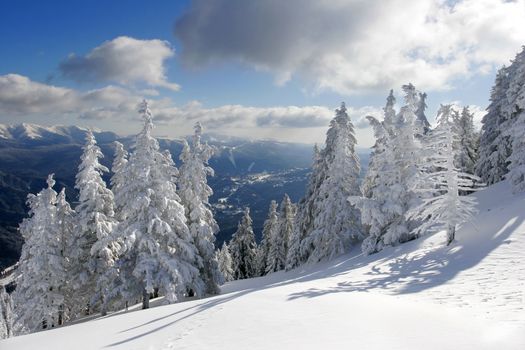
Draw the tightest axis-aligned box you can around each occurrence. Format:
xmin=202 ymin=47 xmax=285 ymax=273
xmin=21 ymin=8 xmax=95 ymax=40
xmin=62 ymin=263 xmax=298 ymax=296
xmin=0 ymin=74 xmax=139 ymax=120
xmin=175 ymin=0 xmax=525 ymax=94
xmin=60 ymin=36 xmax=180 ymax=91
xmin=0 ymin=74 xmax=77 ymax=114
xmin=0 ymin=74 xmax=381 ymax=144
xmin=153 ymin=101 xmax=379 ymax=130
xmin=0 ymin=74 xmax=347 ymax=128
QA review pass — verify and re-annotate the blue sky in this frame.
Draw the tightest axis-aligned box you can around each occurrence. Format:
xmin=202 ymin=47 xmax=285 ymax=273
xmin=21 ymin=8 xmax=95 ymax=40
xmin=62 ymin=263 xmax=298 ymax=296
xmin=0 ymin=0 xmax=524 ymax=146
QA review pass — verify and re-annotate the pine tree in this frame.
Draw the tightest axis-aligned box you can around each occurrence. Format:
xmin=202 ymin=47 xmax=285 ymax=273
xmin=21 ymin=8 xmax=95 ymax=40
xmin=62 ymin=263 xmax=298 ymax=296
xmin=12 ymin=174 xmax=66 ymax=333
xmin=55 ymin=188 xmax=75 ymax=321
xmin=112 ymin=101 xmax=203 ymax=308
xmin=0 ymin=286 xmax=13 ymax=339
xmin=301 ymin=102 xmax=363 ymax=263
xmin=351 ymin=85 xmax=423 ymax=255
xmin=454 ymin=106 xmax=479 ymax=175
xmin=111 ymin=141 xmax=129 ymax=221
xmin=288 ymin=144 xmax=323 ymax=269
xmin=505 ymin=47 xmax=525 ymax=192
xmin=268 ymin=194 xmax=294 ymax=273
xmin=217 ymin=242 xmax=234 ymax=283
xmin=476 ymin=66 xmax=512 ymax=184
xmin=415 ymin=91 xmax=431 ymax=134
xmin=71 ymin=130 xmax=118 ymax=316
xmin=362 ymin=90 xmax=396 ymax=198
xmin=178 ymin=122 xmax=222 ymax=294
xmin=258 ymin=201 xmax=277 ymax=275
xmin=262 ymin=201 xmax=282 ymax=273
xmin=408 ymin=105 xmax=481 ymax=245
xmin=229 ymin=208 xmax=257 ymax=280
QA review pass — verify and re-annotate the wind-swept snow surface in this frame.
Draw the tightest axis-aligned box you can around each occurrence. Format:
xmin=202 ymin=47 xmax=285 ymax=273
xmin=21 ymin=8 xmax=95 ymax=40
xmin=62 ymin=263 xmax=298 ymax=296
xmin=2 ymin=181 xmax=524 ymax=349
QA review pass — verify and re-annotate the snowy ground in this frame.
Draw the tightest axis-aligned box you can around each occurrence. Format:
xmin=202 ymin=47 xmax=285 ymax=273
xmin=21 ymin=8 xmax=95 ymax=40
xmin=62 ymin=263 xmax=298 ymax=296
xmin=2 ymin=180 xmax=524 ymax=349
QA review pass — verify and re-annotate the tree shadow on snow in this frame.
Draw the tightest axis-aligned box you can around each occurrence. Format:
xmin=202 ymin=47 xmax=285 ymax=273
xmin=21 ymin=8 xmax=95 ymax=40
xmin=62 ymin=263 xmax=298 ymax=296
xmin=105 ymin=189 xmax=524 ymax=346
xmin=288 ymin=194 xmax=525 ymax=300
xmin=105 ymin=287 xmax=258 ymax=347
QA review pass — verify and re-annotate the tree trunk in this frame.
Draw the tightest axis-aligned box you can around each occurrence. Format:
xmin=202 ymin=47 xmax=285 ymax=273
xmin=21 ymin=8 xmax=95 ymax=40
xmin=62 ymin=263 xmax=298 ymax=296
xmin=58 ymin=304 xmax=64 ymax=325
xmin=447 ymin=224 xmax=456 ymax=245
xmin=142 ymin=288 xmax=150 ymax=309
xmin=101 ymin=296 xmax=107 ymax=316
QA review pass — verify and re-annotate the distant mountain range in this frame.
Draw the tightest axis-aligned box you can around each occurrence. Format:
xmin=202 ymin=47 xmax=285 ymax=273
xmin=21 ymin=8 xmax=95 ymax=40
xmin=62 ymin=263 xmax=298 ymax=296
xmin=0 ymin=123 xmax=370 ymax=269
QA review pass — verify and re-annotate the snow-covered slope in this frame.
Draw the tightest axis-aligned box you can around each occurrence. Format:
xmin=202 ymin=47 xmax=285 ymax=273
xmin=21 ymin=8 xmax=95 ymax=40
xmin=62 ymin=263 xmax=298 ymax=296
xmin=2 ymin=180 xmax=524 ymax=349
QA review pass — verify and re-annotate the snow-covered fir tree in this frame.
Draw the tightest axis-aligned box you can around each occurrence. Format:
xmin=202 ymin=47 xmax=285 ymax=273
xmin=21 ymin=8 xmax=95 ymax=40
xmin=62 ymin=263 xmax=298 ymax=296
xmin=55 ymin=188 xmax=76 ymax=320
xmin=262 ymin=200 xmax=282 ymax=274
xmin=287 ymin=144 xmax=323 ymax=270
xmin=229 ymin=208 xmax=258 ymax=280
xmin=257 ymin=201 xmax=278 ymax=275
xmin=178 ymin=122 xmax=222 ymax=294
xmin=476 ymin=66 xmax=511 ymax=184
xmin=380 ymin=84 xmax=422 ymax=244
xmin=351 ymin=85 xmax=423 ymax=255
xmin=269 ymin=194 xmax=294 ymax=273
xmin=454 ymin=106 xmax=479 ymax=175
xmin=475 ymin=46 xmax=525 ymax=190
xmin=408 ymin=104 xmax=481 ymax=245
xmin=361 ymin=90 xmax=395 ymax=198
xmin=216 ymin=242 xmax=234 ymax=283
xmin=110 ymin=141 xmax=129 ymax=220
xmin=0 ymin=286 xmax=13 ymax=339
xmin=415 ymin=91 xmax=431 ymax=134
xmin=71 ymin=130 xmax=118 ymax=316
xmin=12 ymin=174 xmax=67 ymax=333
xmin=111 ymin=101 xmax=203 ymax=308
xmin=301 ymin=102 xmax=362 ymax=263
xmin=504 ymin=47 xmax=525 ymax=192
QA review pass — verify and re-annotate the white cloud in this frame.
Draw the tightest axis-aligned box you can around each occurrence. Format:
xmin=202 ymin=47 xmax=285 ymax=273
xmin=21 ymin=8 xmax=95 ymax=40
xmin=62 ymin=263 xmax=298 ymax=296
xmin=0 ymin=74 xmax=138 ymax=120
xmin=0 ymin=74 xmax=380 ymax=145
xmin=0 ymin=74 xmax=77 ymax=114
xmin=153 ymin=101 xmax=380 ymax=130
xmin=152 ymin=101 xmax=381 ymax=145
xmin=60 ymin=36 xmax=180 ymax=91
xmin=175 ymin=0 xmax=525 ymax=94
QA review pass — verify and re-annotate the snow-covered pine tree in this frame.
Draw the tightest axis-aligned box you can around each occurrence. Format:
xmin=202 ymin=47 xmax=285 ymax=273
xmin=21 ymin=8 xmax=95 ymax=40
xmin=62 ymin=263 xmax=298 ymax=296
xmin=217 ymin=242 xmax=234 ymax=283
xmin=415 ymin=91 xmax=431 ymax=134
xmin=350 ymin=93 xmax=396 ymax=255
xmin=301 ymin=102 xmax=363 ymax=263
xmin=178 ymin=122 xmax=222 ymax=294
xmin=110 ymin=141 xmax=128 ymax=221
xmin=71 ymin=130 xmax=118 ymax=316
xmin=269 ymin=194 xmax=294 ymax=273
xmin=351 ymin=85 xmax=423 ymax=255
xmin=362 ymin=90 xmax=396 ymax=198
xmin=453 ymin=106 xmax=479 ymax=175
xmin=263 ymin=201 xmax=283 ymax=273
xmin=12 ymin=174 xmax=66 ymax=333
xmin=258 ymin=201 xmax=278 ymax=275
xmin=287 ymin=144 xmax=323 ymax=270
xmin=112 ymin=101 xmax=202 ymax=308
xmin=505 ymin=47 xmax=525 ymax=192
xmin=476 ymin=66 xmax=511 ymax=184
xmin=408 ymin=104 xmax=481 ymax=245
xmin=0 ymin=286 xmax=13 ymax=339
xmin=229 ymin=208 xmax=257 ymax=280
xmin=381 ymin=84 xmax=423 ymax=244
xmin=55 ymin=188 xmax=76 ymax=321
